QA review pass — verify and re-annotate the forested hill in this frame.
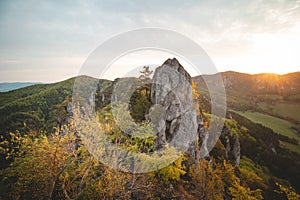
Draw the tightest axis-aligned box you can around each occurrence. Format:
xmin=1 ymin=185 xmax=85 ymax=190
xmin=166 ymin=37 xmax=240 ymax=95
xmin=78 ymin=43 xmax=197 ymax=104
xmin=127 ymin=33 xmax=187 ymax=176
xmin=2 ymin=71 xmax=299 ymax=136
xmin=194 ymin=71 xmax=300 ymax=96
xmin=0 ymin=72 xmax=299 ymax=199
xmin=194 ymin=71 xmax=300 ymax=153
xmin=0 ymin=76 xmax=111 ymax=134
xmin=0 ymin=77 xmax=75 ymax=134
xmin=193 ymin=72 xmax=300 ymax=118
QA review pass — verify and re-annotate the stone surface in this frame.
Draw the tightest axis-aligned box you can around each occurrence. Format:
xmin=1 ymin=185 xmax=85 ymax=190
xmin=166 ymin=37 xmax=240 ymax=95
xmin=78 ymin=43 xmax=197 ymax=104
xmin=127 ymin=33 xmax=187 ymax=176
xmin=219 ymin=126 xmax=241 ymax=166
xmin=197 ymin=113 xmax=210 ymax=160
xmin=150 ymin=58 xmax=198 ymax=157
xmin=149 ymin=58 xmax=240 ymax=165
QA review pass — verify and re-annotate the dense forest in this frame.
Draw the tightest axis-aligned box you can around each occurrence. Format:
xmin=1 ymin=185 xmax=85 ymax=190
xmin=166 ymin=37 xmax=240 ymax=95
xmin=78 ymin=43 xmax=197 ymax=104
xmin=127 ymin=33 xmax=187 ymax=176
xmin=0 ymin=70 xmax=299 ymax=199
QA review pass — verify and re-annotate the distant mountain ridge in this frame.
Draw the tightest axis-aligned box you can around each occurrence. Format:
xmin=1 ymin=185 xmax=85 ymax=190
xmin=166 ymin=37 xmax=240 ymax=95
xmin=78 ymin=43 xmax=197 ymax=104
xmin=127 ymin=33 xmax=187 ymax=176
xmin=193 ymin=71 xmax=300 ymax=155
xmin=194 ymin=71 xmax=300 ymax=96
xmin=193 ymin=71 xmax=300 ymax=122
xmin=0 ymin=82 xmax=44 ymax=92
xmin=2 ymin=71 xmax=298 ymax=93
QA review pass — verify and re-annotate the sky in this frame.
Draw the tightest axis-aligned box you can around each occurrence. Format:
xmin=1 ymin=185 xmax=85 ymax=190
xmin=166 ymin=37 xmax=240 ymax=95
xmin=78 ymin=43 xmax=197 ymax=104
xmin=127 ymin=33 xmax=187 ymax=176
xmin=0 ymin=0 xmax=300 ymax=82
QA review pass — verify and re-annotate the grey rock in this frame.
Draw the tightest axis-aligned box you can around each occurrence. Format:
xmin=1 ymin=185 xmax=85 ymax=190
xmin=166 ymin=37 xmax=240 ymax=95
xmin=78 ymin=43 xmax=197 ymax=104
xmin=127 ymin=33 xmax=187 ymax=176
xmin=219 ymin=127 xmax=240 ymax=166
xmin=149 ymin=58 xmax=240 ymax=165
xmin=150 ymin=58 xmax=198 ymax=160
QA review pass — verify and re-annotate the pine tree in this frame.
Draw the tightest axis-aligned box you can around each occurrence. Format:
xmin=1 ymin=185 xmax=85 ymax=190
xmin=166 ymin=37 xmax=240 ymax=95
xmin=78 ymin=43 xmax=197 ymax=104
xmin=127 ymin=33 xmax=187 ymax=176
xmin=139 ymin=66 xmax=153 ymax=80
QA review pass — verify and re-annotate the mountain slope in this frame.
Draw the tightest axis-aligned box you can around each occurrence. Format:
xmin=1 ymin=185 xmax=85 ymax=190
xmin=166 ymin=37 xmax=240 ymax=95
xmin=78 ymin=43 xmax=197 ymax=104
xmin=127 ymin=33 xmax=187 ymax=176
xmin=0 ymin=76 xmax=111 ymax=134
xmin=193 ymin=71 xmax=300 ymax=153
xmin=193 ymin=72 xmax=300 ymax=116
xmin=0 ymin=71 xmax=299 ymax=197
xmin=194 ymin=71 xmax=300 ymax=96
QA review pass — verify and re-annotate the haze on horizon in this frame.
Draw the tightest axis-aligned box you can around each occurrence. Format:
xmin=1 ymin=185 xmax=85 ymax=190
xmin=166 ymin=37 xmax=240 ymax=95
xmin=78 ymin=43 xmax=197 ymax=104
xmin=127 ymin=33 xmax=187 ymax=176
xmin=0 ymin=0 xmax=300 ymax=82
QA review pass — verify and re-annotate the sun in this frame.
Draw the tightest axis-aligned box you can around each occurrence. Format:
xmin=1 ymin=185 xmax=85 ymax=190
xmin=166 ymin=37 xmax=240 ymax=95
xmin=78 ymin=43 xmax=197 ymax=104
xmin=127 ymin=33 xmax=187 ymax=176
xmin=213 ymin=22 xmax=300 ymax=75
xmin=249 ymin=23 xmax=300 ymax=74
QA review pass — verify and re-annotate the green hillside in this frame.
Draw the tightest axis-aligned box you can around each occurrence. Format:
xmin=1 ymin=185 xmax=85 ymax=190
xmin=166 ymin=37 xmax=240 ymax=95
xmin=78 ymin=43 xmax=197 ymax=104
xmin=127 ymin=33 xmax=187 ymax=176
xmin=0 ymin=76 xmax=111 ymax=135
xmin=0 ymin=73 xmax=299 ymax=199
xmin=0 ymin=78 xmax=75 ymax=134
xmin=194 ymin=71 xmax=300 ymax=155
xmin=193 ymin=72 xmax=300 ymax=122
xmin=234 ymin=111 xmax=300 ymax=154
xmin=235 ymin=111 xmax=299 ymax=142
xmin=0 ymin=83 xmax=49 ymax=107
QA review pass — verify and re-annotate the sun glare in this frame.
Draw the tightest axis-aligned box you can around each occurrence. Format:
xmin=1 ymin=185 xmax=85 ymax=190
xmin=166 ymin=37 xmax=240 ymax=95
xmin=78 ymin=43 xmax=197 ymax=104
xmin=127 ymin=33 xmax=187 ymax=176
xmin=250 ymin=23 xmax=300 ymax=74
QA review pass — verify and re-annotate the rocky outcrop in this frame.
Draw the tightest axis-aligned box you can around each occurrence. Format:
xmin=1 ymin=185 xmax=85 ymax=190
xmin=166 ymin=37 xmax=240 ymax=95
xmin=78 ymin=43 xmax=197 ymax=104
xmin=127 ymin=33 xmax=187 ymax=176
xmin=149 ymin=58 xmax=240 ymax=166
xmin=149 ymin=58 xmax=198 ymax=155
xmin=149 ymin=58 xmax=210 ymax=162
xmin=219 ymin=127 xmax=240 ymax=166
xmin=197 ymin=113 xmax=210 ymax=160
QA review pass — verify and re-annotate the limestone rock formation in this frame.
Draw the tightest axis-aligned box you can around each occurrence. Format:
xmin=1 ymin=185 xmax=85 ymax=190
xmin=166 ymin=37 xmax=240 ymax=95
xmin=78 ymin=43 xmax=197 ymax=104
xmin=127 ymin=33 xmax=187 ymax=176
xmin=219 ymin=127 xmax=241 ymax=166
xmin=149 ymin=58 xmax=199 ymax=160
xmin=149 ymin=58 xmax=240 ymax=166
xmin=197 ymin=113 xmax=211 ymax=160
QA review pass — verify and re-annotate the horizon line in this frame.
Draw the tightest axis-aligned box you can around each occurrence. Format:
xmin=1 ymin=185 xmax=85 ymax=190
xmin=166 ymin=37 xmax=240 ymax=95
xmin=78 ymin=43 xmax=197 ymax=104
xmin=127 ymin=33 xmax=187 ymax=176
xmin=1 ymin=70 xmax=299 ymax=84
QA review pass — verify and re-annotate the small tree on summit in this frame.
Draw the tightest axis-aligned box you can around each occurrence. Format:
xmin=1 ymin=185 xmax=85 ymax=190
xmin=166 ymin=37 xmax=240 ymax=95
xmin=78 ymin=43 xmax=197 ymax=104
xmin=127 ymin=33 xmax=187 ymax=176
xmin=129 ymin=66 xmax=153 ymax=122
xmin=139 ymin=65 xmax=153 ymax=99
xmin=139 ymin=66 xmax=153 ymax=80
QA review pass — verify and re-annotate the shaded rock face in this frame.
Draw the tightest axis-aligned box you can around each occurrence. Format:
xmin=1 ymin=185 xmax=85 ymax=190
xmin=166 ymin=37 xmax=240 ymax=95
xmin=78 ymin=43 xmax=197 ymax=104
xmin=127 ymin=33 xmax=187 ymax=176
xmin=197 ymin=114 xmax=210 ymax=160
xmin=150 ymin=58 xmax=198 ymax=156
xmin=219 ymin=127 xmax=240 ymax=166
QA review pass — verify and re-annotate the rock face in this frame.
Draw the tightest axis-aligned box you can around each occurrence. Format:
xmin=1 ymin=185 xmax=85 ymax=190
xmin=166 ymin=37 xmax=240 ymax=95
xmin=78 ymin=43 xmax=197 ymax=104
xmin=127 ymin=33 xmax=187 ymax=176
xmin=197 ymin=113 xmax=211 ymax=160
xmin=219 ymin=127 xmax=240 ymax=166
xmin=149 ymin=58 xmax=240 ymax=165
xmin=149 ymin=58 xmax=199 ymax=159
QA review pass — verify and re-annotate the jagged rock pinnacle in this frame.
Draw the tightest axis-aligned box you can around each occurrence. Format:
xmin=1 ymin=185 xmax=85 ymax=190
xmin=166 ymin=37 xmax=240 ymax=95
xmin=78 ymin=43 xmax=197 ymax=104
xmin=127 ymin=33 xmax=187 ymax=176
xmin=149 ymin=58 xmax=199 ymax=161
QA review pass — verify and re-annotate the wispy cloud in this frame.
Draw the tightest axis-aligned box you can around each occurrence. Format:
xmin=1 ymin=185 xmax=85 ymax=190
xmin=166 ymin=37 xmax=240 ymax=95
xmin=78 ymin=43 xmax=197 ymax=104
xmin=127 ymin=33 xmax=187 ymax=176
xmin=0 ymin=0 xmax=299 ymax=81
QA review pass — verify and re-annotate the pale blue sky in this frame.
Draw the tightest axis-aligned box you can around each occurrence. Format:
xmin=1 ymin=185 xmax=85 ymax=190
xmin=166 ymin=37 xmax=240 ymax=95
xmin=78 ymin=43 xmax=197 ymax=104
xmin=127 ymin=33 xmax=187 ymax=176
xmin=0 ymin=0 xmax=299 ymax=82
